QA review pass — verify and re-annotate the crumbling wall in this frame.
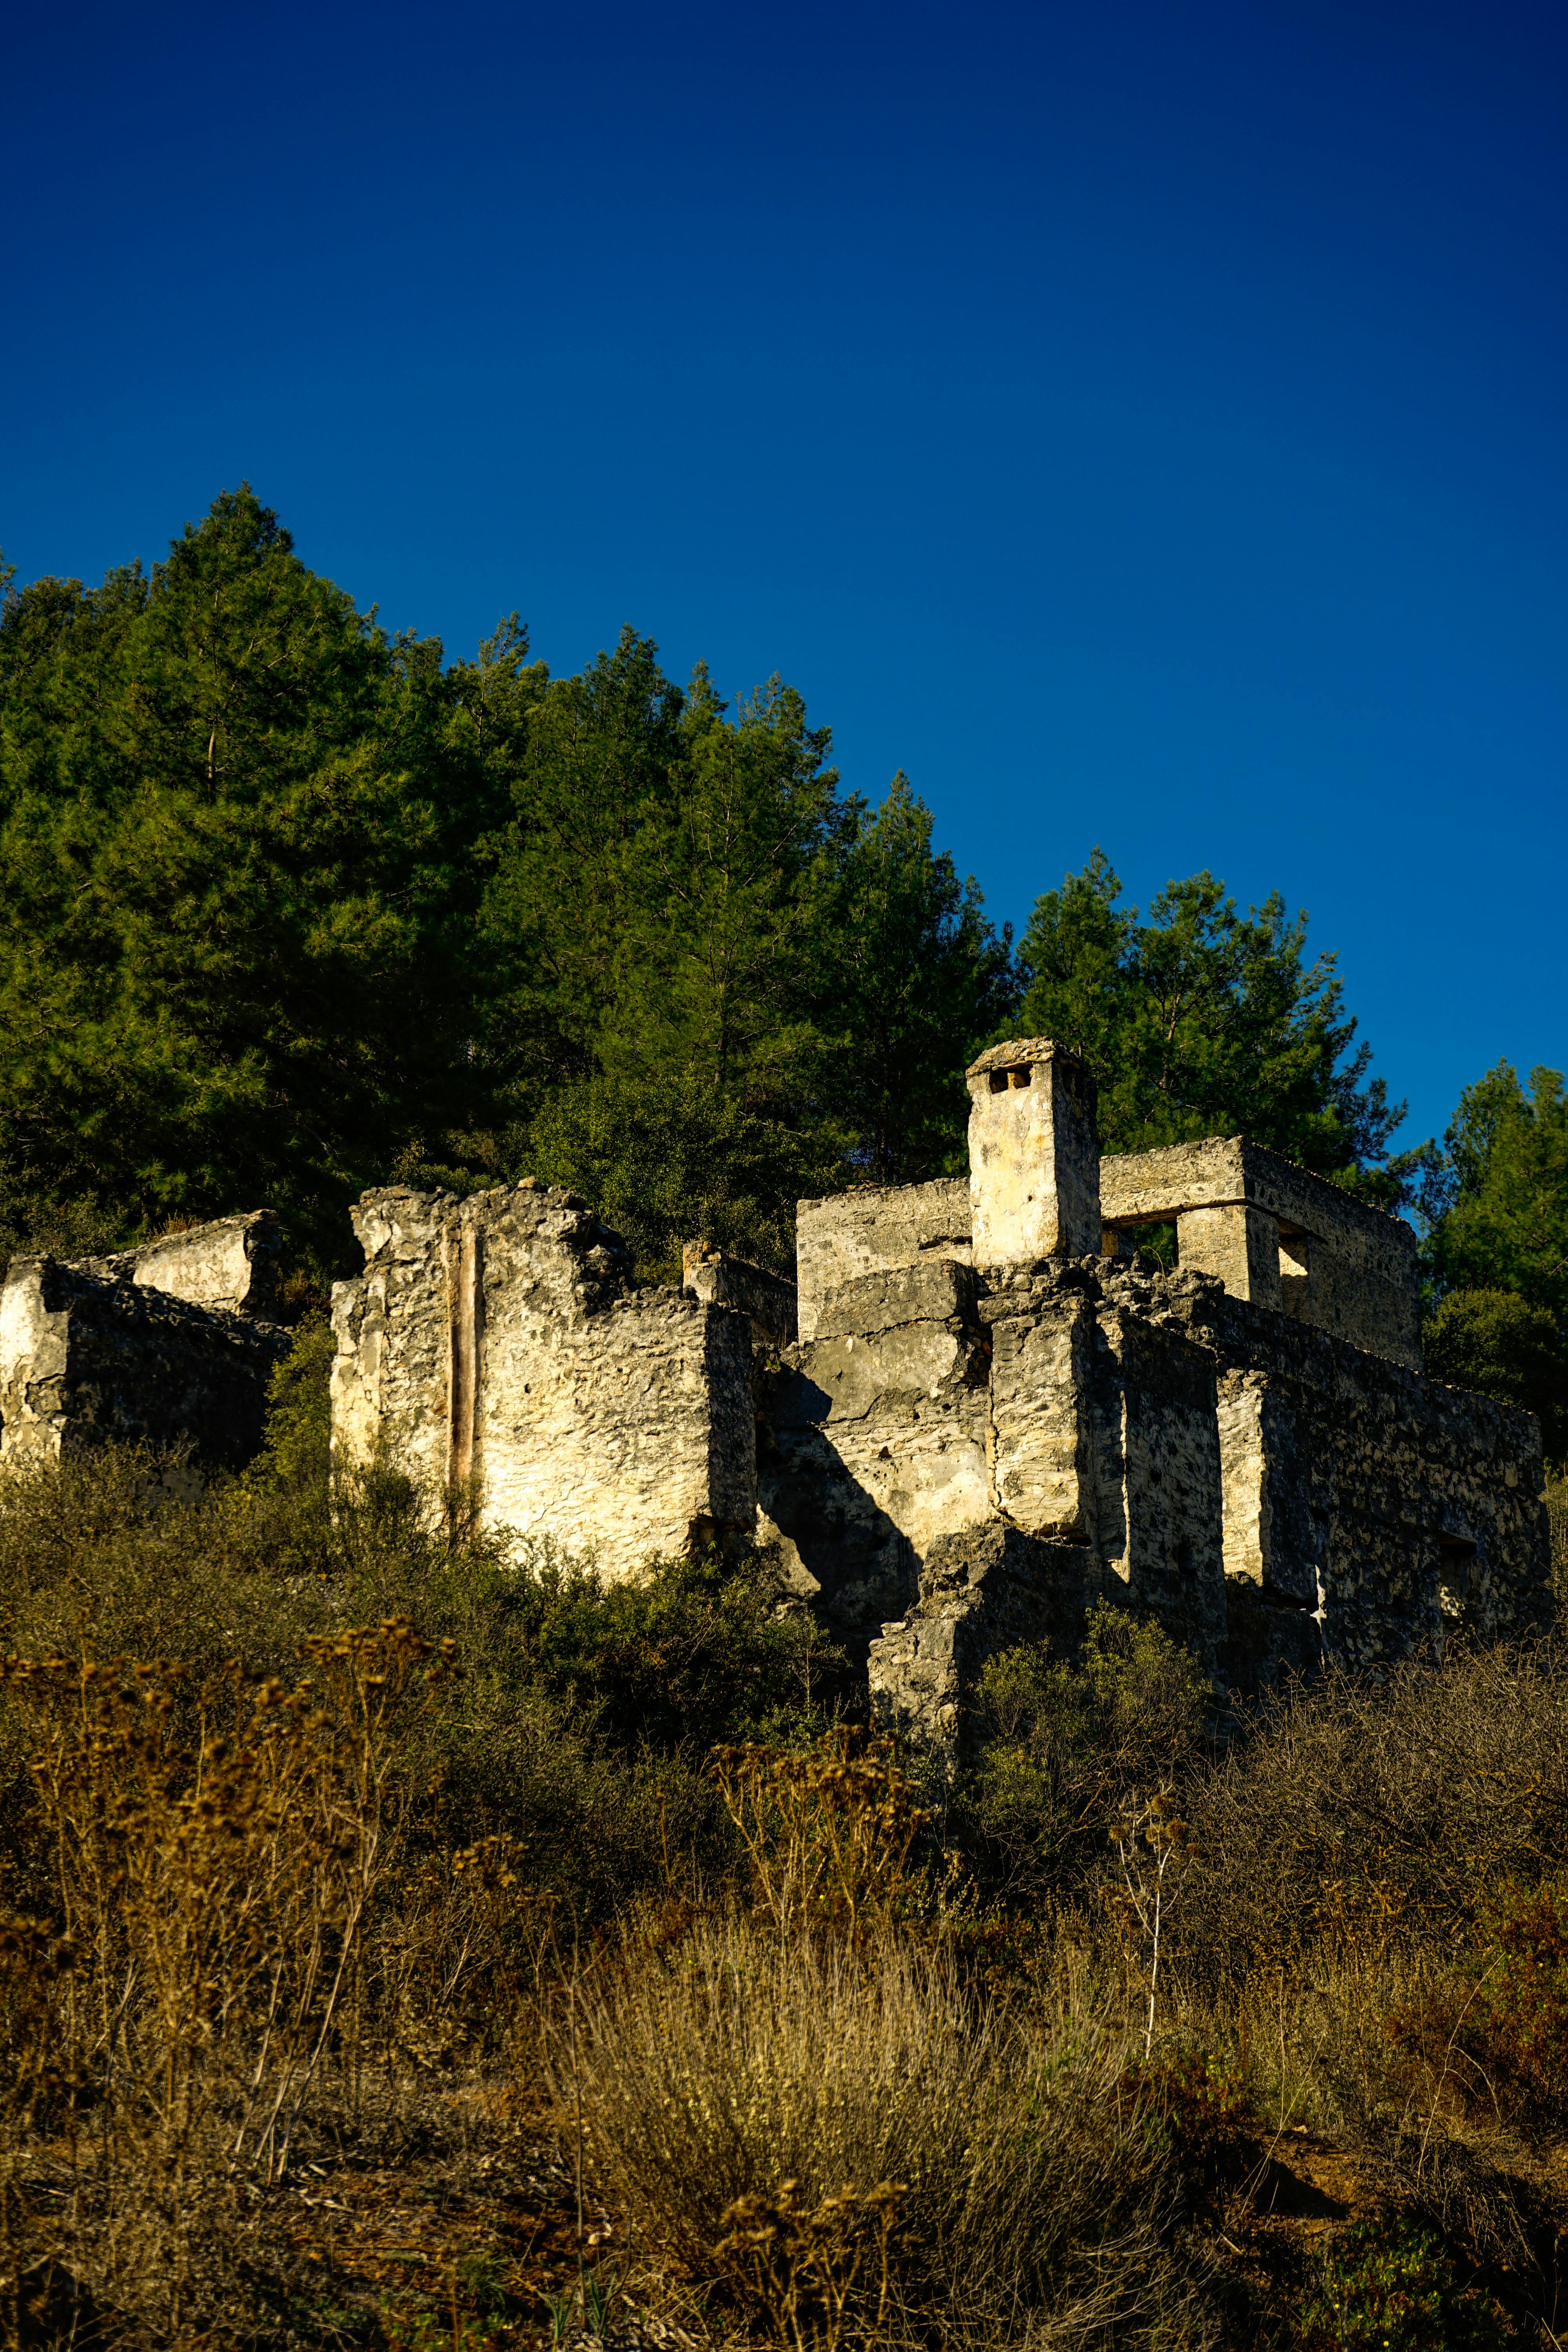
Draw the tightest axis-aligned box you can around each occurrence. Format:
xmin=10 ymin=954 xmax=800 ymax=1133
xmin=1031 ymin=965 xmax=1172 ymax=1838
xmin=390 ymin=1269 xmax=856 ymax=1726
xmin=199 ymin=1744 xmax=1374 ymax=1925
xmin=1100 ymin=1137 xmax=1421 ymax=1369
xmin=0 ymin=1254 xmax=288 ymax=1473
xmin=682 ymin=1245 xmax=798 ymax=1347
xmin=1165 ymin=1278 xmax=1552 ymax=1680
xmin=973 ymin=1261 xmax=1229 ymax=1666
xmin=81 ymin=1211 xmax=283 ymax=1319
xmin=756 ymin=1258 xmax=993 ymax=1648
xmin=869 ymin=1525 xmax=1110 ymax=1755
xmin=861 ymin=1244 xmax=1548 ymax=1753
xmin=332 ymin=1183 xmax=757 ymax=1577
xmin=795 ymin=1178 xmax=971 ymax=1343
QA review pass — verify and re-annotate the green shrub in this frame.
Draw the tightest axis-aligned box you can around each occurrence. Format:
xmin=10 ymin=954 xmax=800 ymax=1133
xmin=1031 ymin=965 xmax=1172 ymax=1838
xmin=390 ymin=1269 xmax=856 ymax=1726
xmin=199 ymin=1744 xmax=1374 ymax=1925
xmin=955 ymin=1601 xmax=1212 ymax=1901
xmin=1120 ymin=2049 xmax=1253 ymax=2197
xmin=1296 ymin=2215 xmax=1507 ymax=2351
xmin=1387 ymin=1868 xmax=1568 ymax=2139
xmin=1423 ymin=1287 xmax=1568 ymax=1460
xmin=1548 ymin=1474 xmax=1567 ymax=1613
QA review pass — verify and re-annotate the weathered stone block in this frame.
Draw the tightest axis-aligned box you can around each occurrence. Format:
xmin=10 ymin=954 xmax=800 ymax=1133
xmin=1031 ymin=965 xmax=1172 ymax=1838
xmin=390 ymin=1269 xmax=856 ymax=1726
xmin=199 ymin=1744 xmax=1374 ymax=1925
xmin=813 ymin=1257 xmax=982 ymax=1340
xmin=82 ymin=1211 xmax=283 ymax=1319
xmin=985 ymin=1289 xmax=1096 ymax=1539
xmin=868 ymin=1524 xmax=1109 ymax=1756
xmin=1176 ymin=1202 xmax=1283 ymax=1312
xmin=755 ymin=1318 xmax=992 ymax=1649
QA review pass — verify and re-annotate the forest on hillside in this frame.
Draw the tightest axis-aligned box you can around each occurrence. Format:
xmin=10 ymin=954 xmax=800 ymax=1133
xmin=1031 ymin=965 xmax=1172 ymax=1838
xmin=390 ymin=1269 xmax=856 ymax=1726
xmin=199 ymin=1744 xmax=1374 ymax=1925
xmin=2 ymin=488 xmax=1564 ymax=1451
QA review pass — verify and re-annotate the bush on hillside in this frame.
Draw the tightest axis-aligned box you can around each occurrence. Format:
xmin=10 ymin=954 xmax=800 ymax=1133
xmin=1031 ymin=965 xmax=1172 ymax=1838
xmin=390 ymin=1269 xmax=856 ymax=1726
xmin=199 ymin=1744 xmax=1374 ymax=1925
xmin=953 ymin=1601 xmax=1213 ymax=1902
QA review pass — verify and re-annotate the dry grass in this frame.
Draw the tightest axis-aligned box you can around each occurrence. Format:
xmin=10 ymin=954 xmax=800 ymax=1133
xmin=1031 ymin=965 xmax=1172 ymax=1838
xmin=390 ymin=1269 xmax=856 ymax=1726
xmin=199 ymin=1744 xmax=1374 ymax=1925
xmin=0 ymin=1625 xmax=556 ymax=2342
xmin=552 ymin=1909 xmax=1216 ymax=2348
xmin=0 ymin=1428 xmax=1563 ymax=2345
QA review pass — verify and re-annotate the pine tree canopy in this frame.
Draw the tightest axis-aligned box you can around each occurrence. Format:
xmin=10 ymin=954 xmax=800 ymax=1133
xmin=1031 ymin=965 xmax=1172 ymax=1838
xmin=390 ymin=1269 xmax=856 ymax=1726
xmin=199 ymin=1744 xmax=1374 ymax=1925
xmin=0 ymin=488 xmax=1485 ymax=1305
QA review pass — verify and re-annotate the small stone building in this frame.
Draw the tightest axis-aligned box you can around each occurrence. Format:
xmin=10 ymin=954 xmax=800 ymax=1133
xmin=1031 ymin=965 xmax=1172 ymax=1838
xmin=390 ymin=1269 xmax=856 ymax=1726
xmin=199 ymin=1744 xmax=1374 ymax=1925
xmin=324 ymin=1038 xmax=1550 ymax=1745
xmin=0 ymin=1213 xmax=288 ymax=1472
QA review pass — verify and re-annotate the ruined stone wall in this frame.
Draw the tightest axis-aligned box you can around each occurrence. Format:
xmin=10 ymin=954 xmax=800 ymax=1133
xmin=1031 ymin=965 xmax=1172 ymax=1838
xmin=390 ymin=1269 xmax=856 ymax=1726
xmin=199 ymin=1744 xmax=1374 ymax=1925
xmin=331 ymin=1183 xmax=756 ymax=1577
xmin=1164 ymin=1276 xmax=1551 ymax=1679
xmin=966 ymin=1261 xmax=1228 ymax=1665
xmin=1100 ymin=1137 xmax=1421 ymax=1369
xmin=81 ymin=1211 xmax=283 ymax=1319
xmin=795 ymin=1178 xmax=971 ymax=1343
xmin=863 ymin=1247 xmax=1549 ymax=1753
xmin=869 ymin=1525 xmax=1107 ymax=1754
xmin=757 ymin=1252 xmax=1230 ymax=1668
xmin=756 ymin=1258 xmax=992 ymax=1649
xmin=682 ymin=1246 xmax=798 ymax=1347
xmin=0 ymin=1254 xmax=288 ymax=1473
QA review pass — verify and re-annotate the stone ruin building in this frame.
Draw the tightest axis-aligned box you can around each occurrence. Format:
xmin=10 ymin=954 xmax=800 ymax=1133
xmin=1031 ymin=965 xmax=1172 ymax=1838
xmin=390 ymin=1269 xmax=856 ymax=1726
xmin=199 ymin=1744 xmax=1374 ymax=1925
xmin=0 ymin=1041 xmax=1551 ymax=1748
xmin=0 ymin=1213 xmax=288 ymax=1475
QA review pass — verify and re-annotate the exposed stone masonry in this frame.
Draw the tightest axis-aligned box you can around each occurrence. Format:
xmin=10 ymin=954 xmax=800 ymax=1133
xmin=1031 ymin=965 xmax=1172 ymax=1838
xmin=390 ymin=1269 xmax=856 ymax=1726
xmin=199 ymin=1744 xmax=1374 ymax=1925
xmin=331 ymin=1183 xmax=756 ymax=1577
xmin=0 ymin=1245 xmax=287 ymax=1472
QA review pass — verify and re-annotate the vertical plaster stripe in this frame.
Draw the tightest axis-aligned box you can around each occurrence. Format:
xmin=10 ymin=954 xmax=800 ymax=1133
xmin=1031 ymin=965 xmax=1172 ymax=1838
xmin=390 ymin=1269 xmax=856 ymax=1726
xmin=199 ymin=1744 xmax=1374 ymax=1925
xmin=445 ymin=1222 xmax=483 ymax=1490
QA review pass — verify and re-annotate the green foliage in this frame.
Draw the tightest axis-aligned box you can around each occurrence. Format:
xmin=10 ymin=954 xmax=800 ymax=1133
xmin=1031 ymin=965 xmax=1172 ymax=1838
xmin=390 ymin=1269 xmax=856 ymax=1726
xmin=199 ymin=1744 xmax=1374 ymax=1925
xmin=241 ymin=1315 xmax=335 ymax=1504
xmin=1296 ymin=2216 xmax=1507 ymax=2351
xmin=446 ymin=1541 xmax=850 ymax=1761
xmin=0 ymin=489 xmax=506 ymax=1268
xmin=818 ymin=773 xmax=1017 ymax=1185
xmin=0 ymin=1392 xmax=844 ymax=1915
xmin=1 ymin=501 xmax=1019 ymax=1276
xmin=485 ymin=656 xmax=1013 ymax=1271
xmin=1549 ymin=1475 xmax=1568 ymax=1612
xmin=1421 ymin=1063 xmax=1568 ymax=1321
xmin=1014 ymin=849 xmax=1409 ymax=1192
xmin=528 ymin=1062 xmax=842 ymax=1279
xmin=956 ymin=1602 xmax=1212 ymax=1900
xmin=1122 ymin=2049 xmax=1253 ymax=2196
xmin=1423 ymin=1289 xmax=1568 ymax=1457
xmin=1388 ymin=1869 xmax=1568 ymax=2140
xmin=1416 ymin=1062 xmax=1568 ymax=1457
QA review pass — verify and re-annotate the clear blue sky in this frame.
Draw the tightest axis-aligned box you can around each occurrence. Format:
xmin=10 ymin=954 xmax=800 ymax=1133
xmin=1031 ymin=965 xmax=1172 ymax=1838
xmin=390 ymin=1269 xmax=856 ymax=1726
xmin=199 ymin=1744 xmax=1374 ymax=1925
xmin=4 ymin=0 xmax=1563 ymax=1158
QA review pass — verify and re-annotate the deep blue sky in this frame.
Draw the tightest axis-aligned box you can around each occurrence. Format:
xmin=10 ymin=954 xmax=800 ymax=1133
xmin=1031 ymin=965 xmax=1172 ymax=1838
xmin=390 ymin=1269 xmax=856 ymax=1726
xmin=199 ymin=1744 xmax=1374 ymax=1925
xmin=4 ymin=0 xmax=1564 ymax=1159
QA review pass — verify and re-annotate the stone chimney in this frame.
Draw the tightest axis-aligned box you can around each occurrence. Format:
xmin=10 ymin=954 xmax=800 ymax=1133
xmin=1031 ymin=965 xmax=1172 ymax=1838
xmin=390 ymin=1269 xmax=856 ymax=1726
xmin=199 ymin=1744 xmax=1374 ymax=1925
xmin=965 ymin=1038 xmax=1100 ymax=1268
